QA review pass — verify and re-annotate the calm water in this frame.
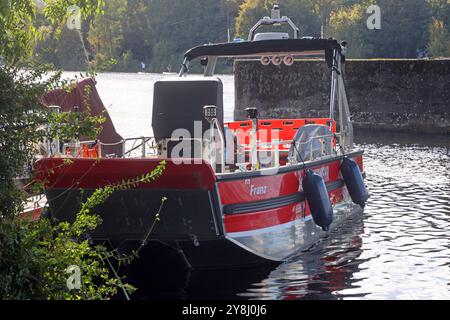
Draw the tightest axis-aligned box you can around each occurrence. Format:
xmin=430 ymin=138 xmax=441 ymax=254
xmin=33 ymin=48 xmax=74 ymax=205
xmin=71 ymin=72 xmax=450 ymax=300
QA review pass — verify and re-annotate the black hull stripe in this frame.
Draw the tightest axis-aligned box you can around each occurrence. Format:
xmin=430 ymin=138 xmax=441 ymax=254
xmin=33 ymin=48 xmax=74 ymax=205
xmin=216 ymin=149 xmax=364 ymax=181
xmin=224 ymin=193 xmax=305 ymax=215
xmin=223 ymin=179 xmax=345 ymax=215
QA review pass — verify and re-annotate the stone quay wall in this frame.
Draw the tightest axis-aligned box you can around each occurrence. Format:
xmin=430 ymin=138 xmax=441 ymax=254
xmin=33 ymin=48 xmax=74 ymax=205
xmin=234 ymin=59 xmax=450 ymax=135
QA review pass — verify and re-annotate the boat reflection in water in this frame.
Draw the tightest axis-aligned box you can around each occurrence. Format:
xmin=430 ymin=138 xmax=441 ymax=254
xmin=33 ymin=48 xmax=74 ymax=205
xmin=121 ymin=246 xmax=275 ymax=300
xmin=237 ymin=211 xmax=365 ymax=300
xmin=123 ymin=211 xmax=365 ymax=300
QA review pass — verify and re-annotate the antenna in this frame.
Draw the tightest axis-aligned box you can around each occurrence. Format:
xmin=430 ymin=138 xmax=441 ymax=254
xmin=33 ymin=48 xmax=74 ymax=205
xmin=271 ymin=4 xmax=280 ymax=20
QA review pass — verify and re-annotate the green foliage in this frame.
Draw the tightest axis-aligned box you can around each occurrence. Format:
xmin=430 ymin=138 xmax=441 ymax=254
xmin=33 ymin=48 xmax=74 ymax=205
xmin=7 ymin=0 xmax=450 ymax=69
xmin=22 ymin=0 xmax=450 ymax=70
xmin=33 ymin=25 xmax=60 ymax=66
xmin=55 ymin=27 xmax=90 ymax=71
xmin=0 ymin=64 xmax=58 ymax=216
xmin=48 ymin=106 xmax=105 ymax=141
xmin=327 ymin=0 xmax=437 ymax=58
xmin=42 ymin=0 xmax=105 ymax=25
xmin=121 ymin=0 xmax=153 ymax=64
xmin=0 ymin=64 xmax=166 ymax=297
xmin=150 ymin=41 xmax=180 ymax=72
xmin=236 ymin=0 xmax=336 ymax=39
xmin=0 ymin=160 xmax=166 ymax=299
xmin=47 ymin=84 xmax=106 ymax=141
xmin=427 ymin=0 xmax=450 ymax=27
xmin=0 ymin=0 xmax=36 ymax=63
xmin=0 ymin=215 xmax=121 ymax=299
xmin=1 ymin=0 xmax=169 ymax=301
xmin=327 ymin=1 xmax=374 ymax=57
xmin=0 ymin=64 xmax=108 ymax=218
xmin=225 ymin=0 xmax=247 ymax=39
xmin=29 ymin=0 xmax=244 ymax=72
xmin=235 ymin=0 xmax=268 ymax=39
xmin=88 ymin=0 xmax=128 ymax=70
xmin=145 ymin=0 xmax=232 ymax=72
xmin=427 ymin=17 xmax=450 ymax=57
xmin=0 ymin=0 xmax=104 ymax=64
xmin=370 ymin=0 xmax=430 ymax=58
xmin=311 ymin=0 xmax=344 ymax=26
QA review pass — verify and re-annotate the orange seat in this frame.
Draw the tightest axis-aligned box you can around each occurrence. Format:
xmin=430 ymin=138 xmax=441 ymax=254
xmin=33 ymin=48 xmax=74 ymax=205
xmin=226 ymin=118 xmax=336 ymax=151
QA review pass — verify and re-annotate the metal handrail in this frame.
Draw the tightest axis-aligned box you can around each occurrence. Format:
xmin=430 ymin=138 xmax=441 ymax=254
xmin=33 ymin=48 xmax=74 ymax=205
xmin=248 ymin=16 xmax=300 ymax=41
xmin=235 ymin=132 xmax=343 ymax=169
xmin=237 ymin=132 xmax=340 ymax=149
xmin=61 ymin=136 xmax=158 ymax=159
xmin=256 ymin=139 xmax=293 ymax=148
xmin=121 ymin=137 xmax=157 ymax=158
xmin=58 ymin=132 xmax=345 ymax=171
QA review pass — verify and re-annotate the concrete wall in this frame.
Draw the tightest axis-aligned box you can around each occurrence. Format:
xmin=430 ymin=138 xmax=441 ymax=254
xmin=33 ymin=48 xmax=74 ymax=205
xmin=234 ymin=59 xmax=450 ymax=135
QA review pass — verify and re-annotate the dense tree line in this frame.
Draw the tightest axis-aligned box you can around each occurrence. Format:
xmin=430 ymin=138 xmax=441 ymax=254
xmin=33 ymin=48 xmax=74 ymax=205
xmin=31 ymin=0 xmax=450 ymax=72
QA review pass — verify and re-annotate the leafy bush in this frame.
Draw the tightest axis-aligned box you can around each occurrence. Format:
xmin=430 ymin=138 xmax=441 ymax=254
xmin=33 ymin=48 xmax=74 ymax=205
xmin=1 ymin=0 xmax=164 ymax=301
xmin=0 ymin=65 xmax=105 ymax=217
xmin=0 ymin=160 xmax=166 ymax=300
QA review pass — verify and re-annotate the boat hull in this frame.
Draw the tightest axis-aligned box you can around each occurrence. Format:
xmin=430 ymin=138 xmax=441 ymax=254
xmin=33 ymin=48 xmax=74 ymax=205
xmin=45 ymin=188 xmax=221 ymax=241
xmin=35 ymin=151 xmax=366 ymax=269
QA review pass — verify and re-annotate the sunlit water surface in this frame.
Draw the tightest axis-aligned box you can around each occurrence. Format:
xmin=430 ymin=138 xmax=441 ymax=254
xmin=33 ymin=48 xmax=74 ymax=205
xmin=67 ymin=72 xmax=449 ymax=300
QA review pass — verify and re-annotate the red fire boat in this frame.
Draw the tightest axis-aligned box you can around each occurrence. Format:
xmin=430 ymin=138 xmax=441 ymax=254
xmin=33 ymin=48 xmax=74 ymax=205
xmin=35 ymin=8 xmax=368 ymax=269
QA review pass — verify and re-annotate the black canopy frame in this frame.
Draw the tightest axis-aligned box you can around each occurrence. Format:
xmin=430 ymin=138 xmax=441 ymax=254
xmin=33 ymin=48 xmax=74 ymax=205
xmin=176 ymin=36 xmax=353 ymax=151
xmin=183 ymin=39 xmax=342 ymax=68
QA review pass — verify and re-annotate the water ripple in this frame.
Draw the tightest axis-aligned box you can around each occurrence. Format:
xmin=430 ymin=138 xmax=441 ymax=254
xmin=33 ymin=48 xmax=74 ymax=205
xmin=235 ymin=133 xmax=450 ymax=300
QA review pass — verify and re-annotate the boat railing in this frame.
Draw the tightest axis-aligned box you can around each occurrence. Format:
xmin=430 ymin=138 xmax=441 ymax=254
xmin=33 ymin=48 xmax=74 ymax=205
xmin=61 ymin=136 xmax=158 ymax=159
xmin=235 ymin=132 xmax=343 ymax=169
xmin=121 ymin=137 xmax=158 ymax=158
xmin=59 ymin=132 xmax=344 ymax=172
xmin=62 ymin=140 xmax=101 ymax=158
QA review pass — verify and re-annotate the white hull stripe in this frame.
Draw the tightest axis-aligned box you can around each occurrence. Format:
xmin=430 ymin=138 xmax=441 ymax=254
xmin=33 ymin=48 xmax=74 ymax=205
xmin=227 ymin=215 xmax=313 ymax=238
